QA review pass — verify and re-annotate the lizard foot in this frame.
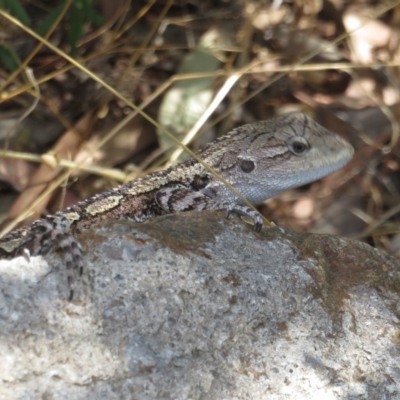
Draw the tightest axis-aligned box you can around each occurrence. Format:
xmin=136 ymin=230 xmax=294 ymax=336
xmin=16 ymin=215 xmax=82 ymax=300
xmin=226 ymin=205 xmax=263 ymax=232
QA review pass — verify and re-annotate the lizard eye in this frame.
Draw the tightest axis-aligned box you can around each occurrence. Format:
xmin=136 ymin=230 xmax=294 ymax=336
xmin=288 ymin=137 xmax=309 ymax=156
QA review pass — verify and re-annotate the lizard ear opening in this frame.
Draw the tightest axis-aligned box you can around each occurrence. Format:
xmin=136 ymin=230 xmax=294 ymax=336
xmin=240 ymin=159 xmax=255 ymax=173
xmin=287 ymin=137 xmax=309 ymax=156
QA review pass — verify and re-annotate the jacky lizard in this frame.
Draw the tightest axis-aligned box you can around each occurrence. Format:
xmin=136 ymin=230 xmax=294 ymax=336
xmin=0 ymin=113 xmax=354 ymax=298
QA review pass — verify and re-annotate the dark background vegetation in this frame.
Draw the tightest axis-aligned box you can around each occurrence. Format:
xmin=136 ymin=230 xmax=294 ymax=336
xmin=0 ymin=0 xmax=399 ymax=255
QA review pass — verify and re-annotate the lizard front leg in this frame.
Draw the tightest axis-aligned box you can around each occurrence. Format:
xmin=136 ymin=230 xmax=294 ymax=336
xmin=200 ymin=183 xmax=264 ymax=231
xmin=226 ymin=205 xmax=264 ymax=232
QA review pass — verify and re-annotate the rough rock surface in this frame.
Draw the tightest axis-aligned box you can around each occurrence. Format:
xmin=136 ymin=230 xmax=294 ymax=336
xmin=0 ymin=211 xmax=399 ymax=400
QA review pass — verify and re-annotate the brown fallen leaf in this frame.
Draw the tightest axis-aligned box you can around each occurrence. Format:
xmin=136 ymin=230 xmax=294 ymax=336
xmin=2 ymin=111 xmax=95 ymax=228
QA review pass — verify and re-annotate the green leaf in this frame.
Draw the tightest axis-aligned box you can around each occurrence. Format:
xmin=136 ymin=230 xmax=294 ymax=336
xmin=35 ymin=0 xmax=104 ymax=54
xmin=0 ymin=44 xmax=20 ymax=71
xmin=2 ymin=0 xmax=30 ymax=26
xmin=74 ymin=0 xmax=84 ymax=10
xmin=36 ymin=1 xmax=67 ymax=37
xmin=68 ymin=4 xmax=84 ymax=56
xmin=81 ymin=0 xmax=104 ymax=26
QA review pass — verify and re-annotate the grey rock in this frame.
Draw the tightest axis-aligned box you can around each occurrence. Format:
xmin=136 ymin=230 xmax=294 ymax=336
xmin=0 ymin=211 xmax=399 ymax=400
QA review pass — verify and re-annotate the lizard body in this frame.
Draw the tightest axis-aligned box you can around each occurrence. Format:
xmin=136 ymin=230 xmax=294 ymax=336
xmin=0 ymin=113 xmax=354 ymax=297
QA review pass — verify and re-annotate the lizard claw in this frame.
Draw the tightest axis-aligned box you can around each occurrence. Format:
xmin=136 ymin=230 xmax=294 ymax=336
xmin=67 ymin=279 xmax=74 ymax=302
xmin=254 ymin=220 xmax=263 ymax=232
xmin=226 ymin=205 xmax=263 ymax=231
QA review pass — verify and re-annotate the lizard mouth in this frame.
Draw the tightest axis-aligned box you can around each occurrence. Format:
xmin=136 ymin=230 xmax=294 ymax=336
xmin=282 ymin=144 xmax=354 ymax=190
xmin=301 ymin=147 xmax=354 ymax=184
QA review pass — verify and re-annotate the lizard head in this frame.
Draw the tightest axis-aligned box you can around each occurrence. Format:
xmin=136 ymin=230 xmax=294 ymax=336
xmin=202 ymin=113 xmax=354 ymax=203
